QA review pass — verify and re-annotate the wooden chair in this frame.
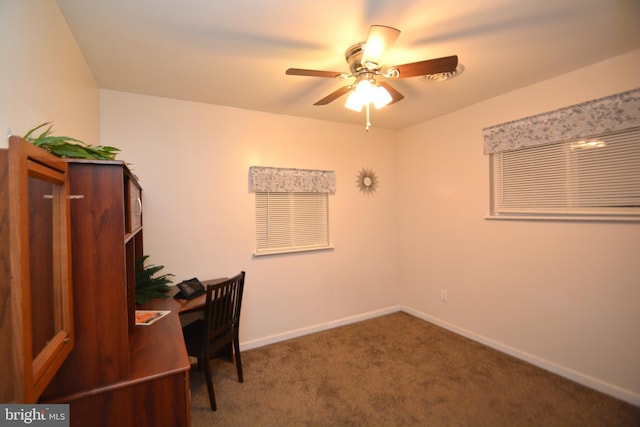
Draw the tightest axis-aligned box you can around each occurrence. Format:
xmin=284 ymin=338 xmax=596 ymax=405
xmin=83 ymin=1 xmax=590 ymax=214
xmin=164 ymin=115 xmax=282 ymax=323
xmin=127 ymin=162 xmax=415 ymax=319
xmin=182 ymin=271 xmax=245 ymax=410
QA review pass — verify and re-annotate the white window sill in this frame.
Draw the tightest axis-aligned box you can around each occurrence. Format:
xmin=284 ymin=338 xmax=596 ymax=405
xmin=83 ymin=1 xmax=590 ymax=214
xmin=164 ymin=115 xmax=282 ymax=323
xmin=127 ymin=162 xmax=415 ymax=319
xmin=485 ymin=214 xmax=640 ymax=223
xmin=253 ymin=245 xmax=335 ymax=257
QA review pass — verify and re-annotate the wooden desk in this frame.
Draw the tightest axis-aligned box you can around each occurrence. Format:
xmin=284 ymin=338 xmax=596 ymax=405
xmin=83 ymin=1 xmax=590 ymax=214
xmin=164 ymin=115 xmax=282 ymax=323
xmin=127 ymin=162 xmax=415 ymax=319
xmin=42 ymin=279 xmax=224 ymax=427
xmin=43 ymin=298 xmax=192 ymax=427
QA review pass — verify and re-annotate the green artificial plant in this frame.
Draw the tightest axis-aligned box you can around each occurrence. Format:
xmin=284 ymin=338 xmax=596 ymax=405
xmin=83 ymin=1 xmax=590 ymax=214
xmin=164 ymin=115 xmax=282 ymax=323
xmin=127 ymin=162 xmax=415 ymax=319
xmin=23 ymin=122 xmax=120 ymax=160
xmin=134 ymin=255 xmax=174 ymax=304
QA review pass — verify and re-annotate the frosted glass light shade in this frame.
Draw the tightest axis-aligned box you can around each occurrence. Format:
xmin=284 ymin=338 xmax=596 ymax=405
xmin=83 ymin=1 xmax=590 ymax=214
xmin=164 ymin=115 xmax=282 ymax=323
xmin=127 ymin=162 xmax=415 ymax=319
xmin=372 ymin=85 xmax=392 ymax=109
xmin=344 ymin=80 xmax=391 ymax=111
xmin=345 ymin=90 xmax=364 ymax=112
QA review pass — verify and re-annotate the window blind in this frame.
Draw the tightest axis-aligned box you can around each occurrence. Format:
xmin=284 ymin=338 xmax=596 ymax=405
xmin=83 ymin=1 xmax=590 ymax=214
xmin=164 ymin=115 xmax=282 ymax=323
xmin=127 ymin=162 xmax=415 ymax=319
xmin=255 ymin=192 xmax=330 ymax=254
xmin=491 ymin=127 xmax=640 ymax=217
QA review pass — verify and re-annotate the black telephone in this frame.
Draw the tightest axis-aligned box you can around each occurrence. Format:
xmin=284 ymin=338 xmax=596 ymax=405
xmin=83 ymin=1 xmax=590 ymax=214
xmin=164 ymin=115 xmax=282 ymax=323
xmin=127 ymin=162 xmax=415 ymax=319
xmin=174 ymin=278 xmax=205 ymax=300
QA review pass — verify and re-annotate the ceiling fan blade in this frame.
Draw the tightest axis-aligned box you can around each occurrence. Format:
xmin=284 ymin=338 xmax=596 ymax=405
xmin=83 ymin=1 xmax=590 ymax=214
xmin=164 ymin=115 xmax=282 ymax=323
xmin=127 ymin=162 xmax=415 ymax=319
xmin=313 ymin=85 xmax=353 ymax=106
xmin=391 ymin=55 xmax=458 ymax=78
xmin=361 ymin=25 xmax=400 ymax=68
xmin=286 ymin=68 xmax=345 ymax=78
xmin=378 ymin=81 xmax=404 ymax=105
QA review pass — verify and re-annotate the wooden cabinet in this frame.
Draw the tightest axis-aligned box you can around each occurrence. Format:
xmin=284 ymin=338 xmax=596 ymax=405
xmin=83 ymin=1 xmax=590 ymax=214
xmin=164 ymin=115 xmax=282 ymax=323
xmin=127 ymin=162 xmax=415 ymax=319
xmin=41 ymin=160 xmax=136 ymax=395
xmin=40 ymin=159 xmax=190 ymax=426
xmin=0 ymin=137 xmax=75 ymax=403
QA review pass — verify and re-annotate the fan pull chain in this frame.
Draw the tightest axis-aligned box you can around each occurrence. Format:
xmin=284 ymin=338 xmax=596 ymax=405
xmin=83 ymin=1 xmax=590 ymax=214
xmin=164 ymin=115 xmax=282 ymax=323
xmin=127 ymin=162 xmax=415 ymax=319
xmin=365 ymin=104 xmax=371 ymax=131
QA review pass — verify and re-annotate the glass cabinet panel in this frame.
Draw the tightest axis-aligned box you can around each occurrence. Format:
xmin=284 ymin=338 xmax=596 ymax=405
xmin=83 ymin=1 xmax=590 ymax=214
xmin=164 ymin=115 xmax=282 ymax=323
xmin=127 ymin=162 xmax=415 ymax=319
xmin=28 ymin=176 xmax=57 ymax=357
xmin=2 ymin=137 xmax=74 ymax=403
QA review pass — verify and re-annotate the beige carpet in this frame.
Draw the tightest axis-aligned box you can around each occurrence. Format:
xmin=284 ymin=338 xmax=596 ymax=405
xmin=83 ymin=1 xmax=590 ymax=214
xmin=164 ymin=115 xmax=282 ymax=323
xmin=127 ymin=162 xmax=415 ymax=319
xmin=189 ymin=312 xmax=640 ymax=426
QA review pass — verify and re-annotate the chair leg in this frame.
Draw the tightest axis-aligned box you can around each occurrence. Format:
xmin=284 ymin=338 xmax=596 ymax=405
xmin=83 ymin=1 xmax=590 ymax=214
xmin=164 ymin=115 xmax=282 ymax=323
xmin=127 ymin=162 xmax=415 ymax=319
xmin=203 ymin=359 xmax=217 ymax=411
xmin=233 ymin=338 xmax=244 ymax=383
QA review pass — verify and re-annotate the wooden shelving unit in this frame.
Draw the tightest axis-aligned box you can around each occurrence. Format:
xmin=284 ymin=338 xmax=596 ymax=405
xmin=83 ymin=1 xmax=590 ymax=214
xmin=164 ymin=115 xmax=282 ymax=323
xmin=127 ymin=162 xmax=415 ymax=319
xmin=40 ymin=160 xmax=190 ymax=427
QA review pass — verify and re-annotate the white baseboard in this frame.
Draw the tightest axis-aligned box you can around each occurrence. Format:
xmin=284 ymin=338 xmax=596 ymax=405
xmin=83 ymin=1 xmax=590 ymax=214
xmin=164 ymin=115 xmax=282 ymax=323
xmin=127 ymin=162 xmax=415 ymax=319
xmin=238 ymin=305 xmax=639 ymax=406
xmin=401 ymin=306 xmax=640 ymax=407
xmin=240 ymin=305 xmax=401 ymax=351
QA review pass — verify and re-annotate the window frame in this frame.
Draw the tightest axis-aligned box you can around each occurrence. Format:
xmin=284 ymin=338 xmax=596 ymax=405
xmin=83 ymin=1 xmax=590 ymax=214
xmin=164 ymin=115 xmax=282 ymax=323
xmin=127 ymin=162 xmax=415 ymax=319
xmin=254 ymin=191 xmax=333 ymax=256
xmin=488 ymin=127 xmax=640 ymax=222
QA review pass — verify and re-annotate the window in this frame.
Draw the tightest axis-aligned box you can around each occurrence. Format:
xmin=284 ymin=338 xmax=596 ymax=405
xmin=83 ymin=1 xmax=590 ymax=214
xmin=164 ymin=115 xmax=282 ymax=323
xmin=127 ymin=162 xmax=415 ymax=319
xmin=490 ymin=127 xmax=640 ymax=219
xmin=484 ymin=88 xmax=640 ymax=221
xmin=255 ymin=192 xmax=330 ymax=255
xmin=249 ymin=166 xmax=335 ymax=255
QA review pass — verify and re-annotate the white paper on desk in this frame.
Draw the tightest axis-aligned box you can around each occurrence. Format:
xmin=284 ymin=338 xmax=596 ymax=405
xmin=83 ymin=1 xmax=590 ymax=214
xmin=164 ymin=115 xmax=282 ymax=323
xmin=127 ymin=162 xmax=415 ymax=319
xmin=135 ymin=310 xmax=170 ymax=325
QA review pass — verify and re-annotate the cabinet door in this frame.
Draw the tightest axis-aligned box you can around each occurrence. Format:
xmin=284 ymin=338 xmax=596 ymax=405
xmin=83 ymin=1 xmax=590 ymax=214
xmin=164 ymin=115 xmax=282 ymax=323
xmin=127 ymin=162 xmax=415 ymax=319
xmin=42 ymin=160 xmax=132 ymax=398
xmin=4 ymin=137 xmax=74 ymax=403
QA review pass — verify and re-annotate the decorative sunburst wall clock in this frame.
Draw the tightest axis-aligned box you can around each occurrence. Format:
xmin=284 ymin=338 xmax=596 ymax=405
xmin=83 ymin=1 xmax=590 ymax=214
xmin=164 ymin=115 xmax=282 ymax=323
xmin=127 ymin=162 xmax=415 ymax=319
xmin=356 ymin=168 xmax=379 ymax=194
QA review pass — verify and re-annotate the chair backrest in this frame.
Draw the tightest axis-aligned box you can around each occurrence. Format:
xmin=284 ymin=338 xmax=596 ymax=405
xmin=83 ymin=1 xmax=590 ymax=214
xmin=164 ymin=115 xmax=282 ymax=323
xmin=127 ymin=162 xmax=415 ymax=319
xmin=203 ymin=271 xmax=245 ymax=353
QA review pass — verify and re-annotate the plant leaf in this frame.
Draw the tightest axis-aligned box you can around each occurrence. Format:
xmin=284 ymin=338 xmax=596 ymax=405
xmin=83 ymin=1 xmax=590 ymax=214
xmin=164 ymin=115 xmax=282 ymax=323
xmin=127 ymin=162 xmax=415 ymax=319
xmin=23 ymin=122 xmax=120 ymax=160
xmin=134 ymin=255 xmax=174 ymax=305
xmin=23 ymin=122 xmax=52 ymax=140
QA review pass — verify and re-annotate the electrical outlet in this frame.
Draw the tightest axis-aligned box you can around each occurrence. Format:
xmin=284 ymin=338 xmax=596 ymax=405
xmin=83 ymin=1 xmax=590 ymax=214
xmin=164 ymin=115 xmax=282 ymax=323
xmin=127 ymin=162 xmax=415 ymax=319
xmin=440 ymin=290 xmax=448 ymax=303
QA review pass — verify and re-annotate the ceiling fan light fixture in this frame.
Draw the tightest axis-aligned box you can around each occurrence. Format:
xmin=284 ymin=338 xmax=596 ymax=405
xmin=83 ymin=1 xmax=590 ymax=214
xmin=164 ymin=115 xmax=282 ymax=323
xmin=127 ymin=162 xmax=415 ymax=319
xmin=363 ymin=41 xmax=385 ymax=65
xmin=345 ymin=90 xmax=364 ymax=112
xmin=345 ymin=78 xmax=372 ymax=111
xmin=355 ymin=78 xmax=373 ymax=93
xmin=372 ymin=84 xmax=392 ymax=109
xmin=361 ymin=25 xmax=400 ymax=67
xmin=344 ymin=78 xmax=391 ymax=112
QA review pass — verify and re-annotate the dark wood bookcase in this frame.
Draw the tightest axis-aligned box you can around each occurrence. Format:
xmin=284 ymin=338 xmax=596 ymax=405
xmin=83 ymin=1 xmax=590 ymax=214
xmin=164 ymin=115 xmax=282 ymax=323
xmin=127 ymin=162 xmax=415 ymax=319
xmin=41 ymin=160 xmax=136 ymax=394
xmin=39 ymin=160 xmax=190 ymax=426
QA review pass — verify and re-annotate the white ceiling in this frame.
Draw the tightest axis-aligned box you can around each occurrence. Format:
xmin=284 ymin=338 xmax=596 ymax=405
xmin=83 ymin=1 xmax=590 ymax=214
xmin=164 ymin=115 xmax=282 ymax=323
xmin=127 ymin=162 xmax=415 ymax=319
xmin=56 ymin=0 xmax=640 ymax=130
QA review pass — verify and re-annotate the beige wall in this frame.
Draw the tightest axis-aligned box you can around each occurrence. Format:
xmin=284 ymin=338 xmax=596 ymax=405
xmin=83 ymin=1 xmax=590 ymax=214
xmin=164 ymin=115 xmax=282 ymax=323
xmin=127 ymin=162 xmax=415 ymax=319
xmin=397 ymin=50 xmax=640 ymax=404
xmin=100 ymin=91 xmax=401 ymax=346
xmin=0 ymin=0 xmax=99 ymax=148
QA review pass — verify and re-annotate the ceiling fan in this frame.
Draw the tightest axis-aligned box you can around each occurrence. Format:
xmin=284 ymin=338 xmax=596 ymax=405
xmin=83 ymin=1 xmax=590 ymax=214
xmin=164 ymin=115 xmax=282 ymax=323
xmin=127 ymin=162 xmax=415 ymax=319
xmin=286 ymin=25 xmax=459 ymax=130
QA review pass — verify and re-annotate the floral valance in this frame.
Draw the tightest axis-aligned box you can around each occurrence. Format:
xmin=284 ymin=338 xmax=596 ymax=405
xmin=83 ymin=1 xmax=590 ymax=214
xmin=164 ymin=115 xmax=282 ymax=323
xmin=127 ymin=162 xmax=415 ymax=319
xmin=249 ymin=166 xmax=336 ymax=193
xmin=483 ymin=87 xmax=640 ymax=154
